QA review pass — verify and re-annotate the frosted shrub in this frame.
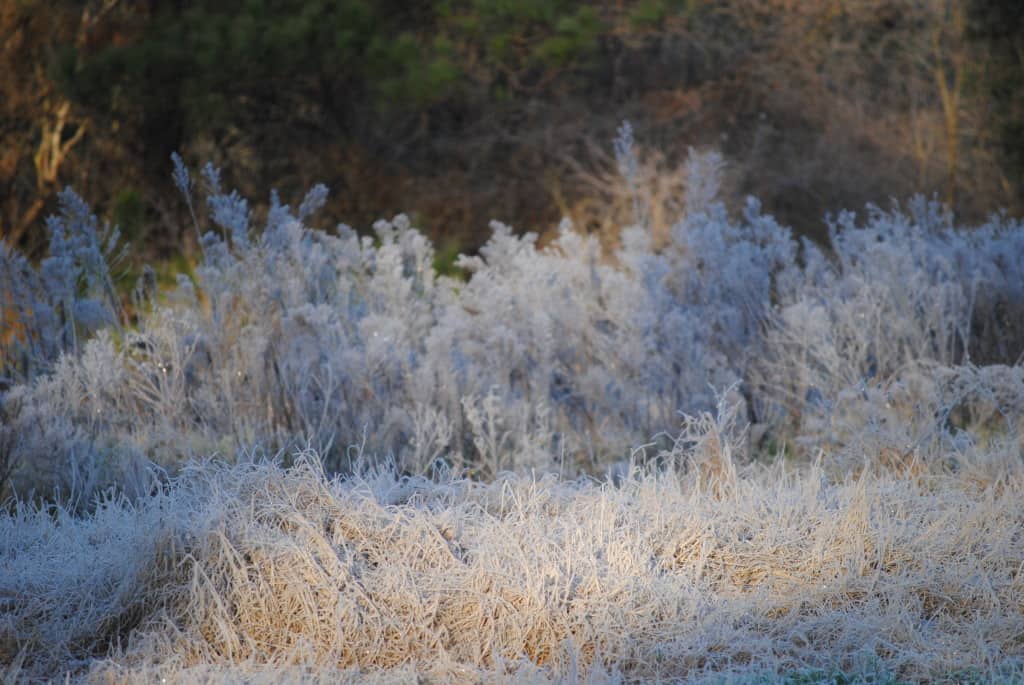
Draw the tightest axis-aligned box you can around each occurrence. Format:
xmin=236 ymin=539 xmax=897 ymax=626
xmin=2 ymin=150 xmax=1024 ymax=502
xmin=0 ymin=189 xmax=123 ymax=386
xmin=142 ymin=182 xmax=442 ymax=471
xmin=187 ymin=200 xmax=440 ymax=469
xmin=755 ymin=197 xmax=1024 ymax=454
xmin=0 ymin=192 xmax=129 ymax=499
xmin=425 ymin=222 xmax=656 ymax=474
xmin=424 ymin=186 xmax=788 ymax=475
xmin=621 ymin=199 xmax=799 ymax=415
xmin=2 ymin=173 xmax=446 ymax=499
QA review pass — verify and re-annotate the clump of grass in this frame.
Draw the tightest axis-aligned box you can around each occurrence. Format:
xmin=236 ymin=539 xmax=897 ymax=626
xmin=2 ymin=407 xmax=1022 ymax=682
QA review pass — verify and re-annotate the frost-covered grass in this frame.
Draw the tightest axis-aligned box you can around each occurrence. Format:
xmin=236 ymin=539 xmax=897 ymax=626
xmin=3 ymin=423 xmax=1023 ymax=683
xmin=1 ymin=143 xmax=1024 ymax=682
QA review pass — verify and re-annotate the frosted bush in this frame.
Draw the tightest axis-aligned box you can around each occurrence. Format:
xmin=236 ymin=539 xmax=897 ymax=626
xmin=2 ymin=149 xmax=1023 ymax=502
xmin=3 ymin=174 xmax=445 ymax=498
xmin=754 ymin=197 xmax=1024 ymax=453
xmin=0 ymin=188 xmax=123 ymax=385
xmin=425 ymin=222 xmax=659 ymax=473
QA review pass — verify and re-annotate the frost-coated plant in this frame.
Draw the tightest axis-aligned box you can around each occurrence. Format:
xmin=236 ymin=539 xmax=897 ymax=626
xmin=5 ymin=441 xmax=1024 ymax=683
xmin=2 ymin=146 xmax=1023 ymax=503
xmin=753 ymin=196 xmax=1024 ymax=453
xmin=426 ymin=221 xmax=659 ymax=474
xmin=0 ymin=188 xmax=123 ymax=385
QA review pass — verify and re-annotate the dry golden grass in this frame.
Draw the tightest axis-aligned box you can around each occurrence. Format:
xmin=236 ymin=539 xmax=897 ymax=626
xmin=3 ymin=436 xmax=1022 ymax=684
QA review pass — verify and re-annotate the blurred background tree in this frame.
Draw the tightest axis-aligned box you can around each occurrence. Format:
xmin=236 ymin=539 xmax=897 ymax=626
xmin=2 ymin=0 xmax=1022 ymax=264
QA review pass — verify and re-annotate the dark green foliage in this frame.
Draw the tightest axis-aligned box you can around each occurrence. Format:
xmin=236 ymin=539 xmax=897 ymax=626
xmin=112 ymin=188 xmax=144 ymax=243
xmin=432 ymin=238 xmax=466 ymax=279
xmin=629 ymin=0 xmax=695 ymax=28
xmin=56 ymin=1 xmax=608 ymax=128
